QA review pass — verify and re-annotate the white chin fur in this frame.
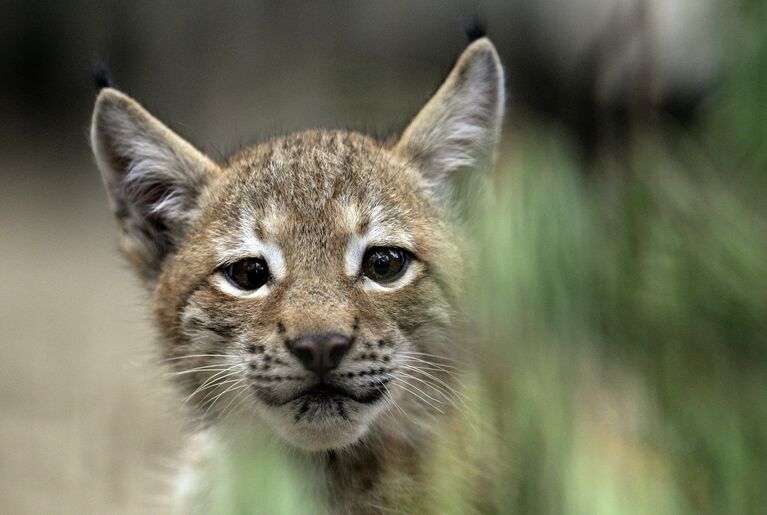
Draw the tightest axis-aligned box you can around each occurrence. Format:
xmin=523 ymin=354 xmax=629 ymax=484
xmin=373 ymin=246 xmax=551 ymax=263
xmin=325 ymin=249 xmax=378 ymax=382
xmin=257 ymin=401 xmax=385 ymax=451
xmin=280 ymin=420 xmax=369 ymax=451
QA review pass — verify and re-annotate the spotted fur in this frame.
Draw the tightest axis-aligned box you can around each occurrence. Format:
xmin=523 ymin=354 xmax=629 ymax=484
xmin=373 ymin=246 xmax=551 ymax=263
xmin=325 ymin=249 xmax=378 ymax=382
xmin=91 ymin=38 xmax=505 ymax=514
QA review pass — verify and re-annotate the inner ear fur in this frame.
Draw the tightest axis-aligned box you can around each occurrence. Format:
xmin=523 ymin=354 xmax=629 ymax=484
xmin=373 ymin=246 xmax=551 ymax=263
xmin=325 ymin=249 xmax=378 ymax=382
xmin=395 ymin=37 xmax=505 ymax=201
xmin=90 ymin=88 xmax=219 ymax=282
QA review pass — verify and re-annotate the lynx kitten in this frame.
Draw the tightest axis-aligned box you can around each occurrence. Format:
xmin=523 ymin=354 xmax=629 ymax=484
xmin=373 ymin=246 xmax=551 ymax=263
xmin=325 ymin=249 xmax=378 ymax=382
xmin=91 ymin=37 xmax=504 ymax=513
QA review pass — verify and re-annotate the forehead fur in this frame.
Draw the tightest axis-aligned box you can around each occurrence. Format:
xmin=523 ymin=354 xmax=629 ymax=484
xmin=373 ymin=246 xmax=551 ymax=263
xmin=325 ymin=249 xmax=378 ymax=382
xmin=199 ymin=130 xmax=442 ymax=247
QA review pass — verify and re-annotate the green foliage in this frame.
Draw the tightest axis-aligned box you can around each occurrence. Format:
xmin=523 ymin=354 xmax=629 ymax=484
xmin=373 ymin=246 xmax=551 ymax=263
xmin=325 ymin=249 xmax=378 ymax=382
xmin=469 ymin=5 xmax=767 ymax=510
xmin=472 ymin=130 xmax=767 ymax=514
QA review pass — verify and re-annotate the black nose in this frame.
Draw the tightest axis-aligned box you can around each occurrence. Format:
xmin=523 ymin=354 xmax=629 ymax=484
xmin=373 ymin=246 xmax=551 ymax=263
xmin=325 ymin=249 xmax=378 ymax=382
xmin=285 ymin=333 xmax=351 ymax=376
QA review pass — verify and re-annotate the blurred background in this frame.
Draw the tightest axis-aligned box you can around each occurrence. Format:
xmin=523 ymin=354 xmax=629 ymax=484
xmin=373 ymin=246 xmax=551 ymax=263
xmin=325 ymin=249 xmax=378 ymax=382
xmin=1 ymin=0 xmax=765 ymax=513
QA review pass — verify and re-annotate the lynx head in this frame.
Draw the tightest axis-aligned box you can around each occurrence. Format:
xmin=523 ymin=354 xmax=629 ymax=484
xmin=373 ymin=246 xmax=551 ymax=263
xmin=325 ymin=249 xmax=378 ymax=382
xmin=91 ymin=39 xmax=504 ymax=450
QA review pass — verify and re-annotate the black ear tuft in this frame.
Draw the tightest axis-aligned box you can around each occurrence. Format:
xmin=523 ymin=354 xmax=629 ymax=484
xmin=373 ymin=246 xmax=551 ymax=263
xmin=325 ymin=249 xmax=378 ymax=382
xmin=92 ymin=61 xmax=114 ymax=91
xmin=461 ymin=15 xmax=487 ymax=43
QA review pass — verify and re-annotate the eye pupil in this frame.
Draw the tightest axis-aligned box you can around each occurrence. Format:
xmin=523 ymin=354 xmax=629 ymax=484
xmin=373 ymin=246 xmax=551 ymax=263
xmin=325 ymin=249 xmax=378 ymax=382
xmin=224 ymin=258 xmax=269 ymax=290
xmin=362 ymin=247 xmax=411 ymax=284
xmin=373 ymin=253 xmax=391 ymax=275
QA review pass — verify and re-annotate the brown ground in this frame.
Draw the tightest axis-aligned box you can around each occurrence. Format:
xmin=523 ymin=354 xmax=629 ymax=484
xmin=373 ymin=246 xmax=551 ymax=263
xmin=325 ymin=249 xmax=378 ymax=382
xmin=0 ymin=151 xmax=183 ymax=514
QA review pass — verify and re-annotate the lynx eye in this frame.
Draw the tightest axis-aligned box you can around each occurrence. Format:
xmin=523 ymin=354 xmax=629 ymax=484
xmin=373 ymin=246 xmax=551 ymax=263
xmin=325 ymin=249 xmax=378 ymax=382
xmin=362 ymin=247 xmax=412 ymax=284
xmin=222 ymin=258 xmax=270 ymax=290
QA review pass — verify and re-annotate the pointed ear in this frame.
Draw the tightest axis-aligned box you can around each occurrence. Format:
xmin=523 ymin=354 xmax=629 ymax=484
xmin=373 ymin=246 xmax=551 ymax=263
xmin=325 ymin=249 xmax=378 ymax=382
xmin=395 ymin=38 xmax=505 ymax=202
xmin=91 ymin=88 xmax=219 ymax=282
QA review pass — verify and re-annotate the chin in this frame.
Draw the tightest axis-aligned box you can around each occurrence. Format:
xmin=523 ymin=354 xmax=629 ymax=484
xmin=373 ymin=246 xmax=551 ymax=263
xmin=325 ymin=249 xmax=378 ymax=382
xmin=258 ymin=394 xmax=385 ymax=451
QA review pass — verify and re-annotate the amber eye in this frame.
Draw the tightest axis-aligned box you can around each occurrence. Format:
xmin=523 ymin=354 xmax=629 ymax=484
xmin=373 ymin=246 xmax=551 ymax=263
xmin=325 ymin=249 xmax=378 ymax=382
xmin=222 ymin=258 xmax=270 ymax=290
xmin=362 ymin=247 xmax=412 ymax=284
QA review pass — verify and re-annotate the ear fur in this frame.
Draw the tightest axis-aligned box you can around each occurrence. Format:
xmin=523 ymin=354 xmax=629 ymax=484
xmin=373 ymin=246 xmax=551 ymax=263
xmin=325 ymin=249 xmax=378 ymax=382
xmin=91 ymin=88 xmax=219 ymax=281
xmin=395 ymin=37 xmax=505 ymax=203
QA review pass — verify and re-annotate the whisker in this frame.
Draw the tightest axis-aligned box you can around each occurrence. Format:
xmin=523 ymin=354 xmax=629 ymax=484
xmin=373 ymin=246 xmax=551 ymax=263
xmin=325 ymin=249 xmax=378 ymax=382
xmin=377 ymin=381 xmax=420 ymax=427
xmin=184 ymin=373 xmax=245 ymax=407
xmin=220 ymin=384 xmax=253 ymax=423
xmin=200 ymin=380 xmax=248 ymax=418
xmin=396 ymin=370 xmax=459 ymax=408
xmin=201 ymin=383 xmax=250 ymax=419
xmin=396 ymin=371 xmax=458 ymax=410
xmin=391 ymin=378 xmax=445 ymax=414
xmin=230 ymin=387 xmax=259 ymax=421
xmin=398 ymin=351 xmax=461 ymax=367
xmin=160 ymin=354 xmax=235 ymax=363
xmin=399 ymin=361 xmax=472 ymax=412
xmin=230 ymin=378 xmax=266 ymax=422
xmin=398 ymin=356 xmax=463 ymax=378
xmin=183 ymin=364 xmax=245 ymax=403
xmin=166 ymin=363 xmax=244 ymax=376
xmin=398 ymin=363 xmax=467 ymax=401
xmin=196 ymin=377 xmax=244 ymax=405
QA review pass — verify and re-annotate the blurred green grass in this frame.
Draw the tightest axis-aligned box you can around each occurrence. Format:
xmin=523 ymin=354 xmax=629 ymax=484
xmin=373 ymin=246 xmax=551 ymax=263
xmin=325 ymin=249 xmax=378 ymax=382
xmin=206 ymin=4 xmax=767 ymax=513
xmin=468 ymin=4 xmax=767 ymax=511
xmin=473 ymin=128 xmax=767 ymax=514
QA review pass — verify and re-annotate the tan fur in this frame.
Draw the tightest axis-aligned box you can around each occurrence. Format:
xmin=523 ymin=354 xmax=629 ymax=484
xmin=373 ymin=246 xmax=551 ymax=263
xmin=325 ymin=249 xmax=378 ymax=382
xmin=91 ymin=38 xmax=505 ymax=513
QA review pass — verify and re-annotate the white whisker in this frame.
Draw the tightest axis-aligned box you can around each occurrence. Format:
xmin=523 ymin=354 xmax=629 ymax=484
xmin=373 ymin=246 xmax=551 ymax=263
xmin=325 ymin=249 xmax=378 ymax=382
xmin=196 ymin=377 xmax=243 ymax=406
xmin=391 ymin=378 xmax=444 ymax=414
xmin=200 ymin=381 xmax=248 ymax=418
xmin=396 ymin=370 xmax=458 ymax=408
xmin=183 ymin=364 xmax=245 ymax=403
xmin=220 ymin=384 xmax=253 ymax=422
xmin=378 ymin=381 xmax=420 ymax=427
xmin=398 ymin=356 xmax=463 ymax=379
xmin=160 ymin=354 xmax=235 ymax=363
xmin=398 ymin=351 xmax=461 ymax=369
xmin=166 ymin=363 xmax=243 ymax=376
xmin=398 ymin=363 xmax=467 ymax=402
xmin=184 ymin=373 xmax=245 ymax=408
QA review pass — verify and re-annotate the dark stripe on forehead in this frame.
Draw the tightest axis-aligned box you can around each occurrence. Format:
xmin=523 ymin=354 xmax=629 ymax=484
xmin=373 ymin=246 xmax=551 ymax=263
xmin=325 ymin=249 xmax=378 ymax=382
xmin=252 ymin=216 xmax=266 ymax=242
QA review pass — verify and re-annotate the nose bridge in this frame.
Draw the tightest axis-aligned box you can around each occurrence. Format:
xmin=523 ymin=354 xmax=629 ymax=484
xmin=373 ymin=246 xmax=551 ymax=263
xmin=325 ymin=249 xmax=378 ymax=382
xmin=282 ymin=275 xmax=352 ymax=335
xmin=280 ymin=274 xmax=355 ymax=375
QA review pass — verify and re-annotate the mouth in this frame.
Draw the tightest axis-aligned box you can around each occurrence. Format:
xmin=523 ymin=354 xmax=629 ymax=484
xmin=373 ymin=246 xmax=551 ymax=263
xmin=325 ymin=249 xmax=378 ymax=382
xmin=252 ymin=378 xmax=393 ymax=449
xmin=302 ymin=383 xmax=349 ymax=398
xmin=291 ymin=382 xmax=387 ymax=405
xmin=257 ymin=380 xmax=388 ymax=407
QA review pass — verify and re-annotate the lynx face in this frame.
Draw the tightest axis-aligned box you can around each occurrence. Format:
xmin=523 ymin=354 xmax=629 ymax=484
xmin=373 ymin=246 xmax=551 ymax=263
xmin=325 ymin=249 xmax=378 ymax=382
xmin=91 ymin=39 xmax=504 ymax=450
xmin=164 ymin=131 xmax=463 ymax=450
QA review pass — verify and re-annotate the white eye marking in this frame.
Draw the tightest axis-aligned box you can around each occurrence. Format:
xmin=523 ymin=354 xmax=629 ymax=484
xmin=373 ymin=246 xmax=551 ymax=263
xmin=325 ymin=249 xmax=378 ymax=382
xmin=259 ymin=205 xmax=286 ymax=240
xmin=345 ymin=227 xmax=415 ymax=278
xmin=343 ymin=208 xmax=419 ymax=291
xmin=339 ymin=203 xmax=363 ymax=233
xmin=213 ymin=273 xmax=271 ymax=299
xmin=345 ymin=234 xmax=367 ymax=277
xmin=249 ymin=239 xmax=286 ymax=281
xmin=215 ymin=232 xmax=287 ymax=281
xmin=212 ymin=219 xmax=286 ymax=298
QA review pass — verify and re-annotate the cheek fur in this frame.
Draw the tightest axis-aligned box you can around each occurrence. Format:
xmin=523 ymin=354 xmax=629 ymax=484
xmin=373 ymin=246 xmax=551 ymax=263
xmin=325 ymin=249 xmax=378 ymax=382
xmin=361 ymin=272 xmax=450 ymax=335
